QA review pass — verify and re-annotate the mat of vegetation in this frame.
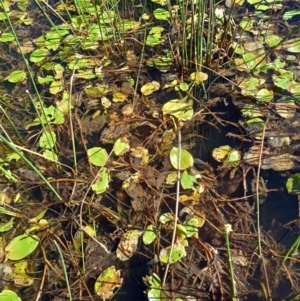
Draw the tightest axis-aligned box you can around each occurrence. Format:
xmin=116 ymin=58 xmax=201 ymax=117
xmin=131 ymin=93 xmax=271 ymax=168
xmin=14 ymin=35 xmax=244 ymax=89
xmin=0 ymin=0 xmax=300 ymax=300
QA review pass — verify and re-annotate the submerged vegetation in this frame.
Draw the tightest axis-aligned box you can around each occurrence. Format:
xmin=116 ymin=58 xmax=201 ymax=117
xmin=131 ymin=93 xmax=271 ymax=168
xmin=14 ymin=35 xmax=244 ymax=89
xmin=0 ymin=0 xmax=300 ymax=300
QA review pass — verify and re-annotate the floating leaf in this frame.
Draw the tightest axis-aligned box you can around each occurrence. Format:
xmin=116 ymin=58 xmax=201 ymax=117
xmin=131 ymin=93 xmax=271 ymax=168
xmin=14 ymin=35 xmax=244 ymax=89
xmin=153 ymin=8 xmax=170 ymax=20
xmin=180 ymin=170 xmax=197 ymax=190
xmin=159 ymin=213 xmax=174 ymax=224
xmin=116 ymin=230 xmax=142 ymax=261
xmin=159 ymin=243 xmax=186 ymax=263
xmin=49 ymin=80 xmax=64 ymax=94
xmin=91 ymin=168 xmax=110 ymax=194
xmin=190 ymin=71 xmax=208 ymax=84
xmin=223 ymin=150 xmax=241 ymax=167
xmin=0 ymin=33 xmax=15 ymax=42
xmin=11 ymin=261 xmax=34 ymax=287
xmin=29 ymin=48 xmax=49 ymax=63
xmin=162 ymin=97 xmax=193 ymax=121
xmin=5 ymin=234 xmax=39 ymax=260
xmin=283 ymin=38 xmax=300 ymax=53
xmin=39 ymin=130 xmax=56 ymax=149
xmin=212 ymin=145 xmax=231 ymax=162
xmin=0 ymin=219 xmax=14 ymax=232
xmin=94 ymin=266 xmax=123 ymax=300
xmin=143 ymin=225 xmax=157 ymax=245
xmin=6 ymin=70 xmax=27 ymax=83
xmin=286 ymin=174 xmax=300 ymax=194
xmin=276 ymin=97 xmax=296 ymax=119
xmin=170 ymin=147 xmax=194 ymax=170
xmin=0 ymin=290 xmax=21 ymax=301
xmin=88 ymin=147 xmax=108 ymax=166
xmin=141 ymin=81 xmax=160 ymax=96
xmin=183 ymin=217 xmax=198 ymax=238
xmin=113 ymin=137 xmax=130 ymax=156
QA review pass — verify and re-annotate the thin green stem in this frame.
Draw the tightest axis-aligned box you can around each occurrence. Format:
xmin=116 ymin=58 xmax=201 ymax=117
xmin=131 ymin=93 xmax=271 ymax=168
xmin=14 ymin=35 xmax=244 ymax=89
xmin=54 ymin=240 xmax=72 ymax=301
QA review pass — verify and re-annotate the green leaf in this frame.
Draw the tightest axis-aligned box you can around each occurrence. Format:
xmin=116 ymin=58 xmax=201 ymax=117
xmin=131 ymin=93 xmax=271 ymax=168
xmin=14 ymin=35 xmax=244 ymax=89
xmin=283 ymin=38 xmax=300 ymax=53
xmin=286 ymin=174 xmax=300 ymax=194
xmin=143 ymin=225 xmax=157 ymax=245
xmin=91 ymin=168 xmax=110 ymax=194
xmin=180 ymin=170 xmax=197 ymax=190
xmin=159 ymin=243 xmax=186 ymax=263
xmin=29 ymin=48 xmax=49 ymax=63
xmin=5 ymin=234 xmax=39 ymax=260
xmin=37 ymin=75 xmax=54 ymax=84
xmin=183 ymin=217 xmax=199 ymax=237
xmin=49 ymin=80 xmax=64 ymax=94
xmin=153 ymin=8 xmax=170 ymax=20
xmin=0 ymin=219 xmax=14 ymax=232
xmin=113 ymin=138 xmax=130 ymax=156
xmin=0 ymin=290 xmax=21 ymax=301
xmin=39 ymin=130 xmax=56 ymax=149
xmin=162 ymin=97 xmax=193 ymax=121
xmin=141 ymin=81 xmax=160 ymax=96
xmin=94 ymin=266 xmax=123 ymax=299
xmin=6 ymin=70 xmax=27 ymax=83
xmin=159 ymin=213 xmax=174 ymax=224
xmin=283 ymin=10 xmax=300 ymax=20
xmin=0 ymin=33 xmax=15 ymax=42
xmin=170 ymin=147 xmax=194 ymax=170
xmin=88 ymin=147 xmax=108 ymax=166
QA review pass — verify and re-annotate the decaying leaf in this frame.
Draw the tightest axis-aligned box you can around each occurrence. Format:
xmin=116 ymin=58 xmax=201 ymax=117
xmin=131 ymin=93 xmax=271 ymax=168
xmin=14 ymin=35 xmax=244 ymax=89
xmin=94 ymin=266 xmax=123 ymax=300
xmin=116 ymin=229 xmax=142 ymax=261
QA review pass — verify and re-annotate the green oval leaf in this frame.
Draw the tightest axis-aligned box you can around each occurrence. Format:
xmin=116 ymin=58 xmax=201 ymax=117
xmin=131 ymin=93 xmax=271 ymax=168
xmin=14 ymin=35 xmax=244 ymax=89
xmin=6 ymin=70 xmax=27 ymax=83
xmin=0 ymin=290 xmax=21 ymax=301
xmin=143 ymin=225 xmax=157 ymax=245
xmin=170 ymin=147 xmax=194 ymax=170
xmin=5 ymin=234 xmax=39 ymax=260
xmin=88 ymin=147 xmax=108 ymax=166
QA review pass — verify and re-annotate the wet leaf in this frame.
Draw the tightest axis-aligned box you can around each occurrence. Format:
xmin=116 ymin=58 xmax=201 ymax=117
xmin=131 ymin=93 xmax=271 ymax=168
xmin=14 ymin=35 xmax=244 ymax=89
xmin=286 ymin=174 xmax=300 ymax=194
xmin=91 ymin=168 xmax=110 ymax=194
xmin=212 ymin=145 xmax=231 ymax=162
xmin=283 ymin=10 xmax=300 ymax=20
xmin=116 ymin=230 xmax=142 ymax=261
xmin=256 ymin=88 xmax=273 ymax=102
xmin=170 ymin=147 xmax=194 ymax=170
xmin=113 ymin=137 xmax=130 ymax=156
xmin=162 ymin=97 xmax=193 ymax=121
xmin=183 ymin=217 xmax=199 ymax=237
xmin=143 ymin=225 xmax=157 ymax=245
xmin=11 ymin=261 xmax=34 ymax=287
xmin=43 ymin=150 xmax=58 ymax=161
xmin=159 ymin=213 xmax=174 ymax=224
xmin=39 ymin=130 xmax=56 ymax=149
xmin=49 ymin=80 xmax=64 ymax=94
xmin=94 ymin=266 xmax=123 ymax=300
xmin=30 ymin=48 xmax=49 ymax=63
xmin=0 ymin=219 xmax=14 ymax=232
xmin=88 ymin=147 xmax=108 ymax=166
xmin=180 ymin=170 xmax=197 ymax=190
xmin=153 ymin=8 xmax=170 ymax=20
xmin=223 ymin=150 xmax=241 ymax=167
xmin=283 ymin=38 xmax=300 ymax=53
xmin=276 ymin=97 xmax=296 ymax=119
xmin=141 ymin=81 xmax=160 ymax=96
xmin=0 ymin=33 xmax=15 ymax=42
xmin=159 ymin=242 xmax=186 ymax=263
xmin=190 ymin=71 xmax=208 ymax=84
xmin=6 ymin=70 xmax=27 ymax=83
xmin=0 ymin=290 xmax=21 ymax=301
xmin=5 ymin=234 xmax=39 ymax=261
